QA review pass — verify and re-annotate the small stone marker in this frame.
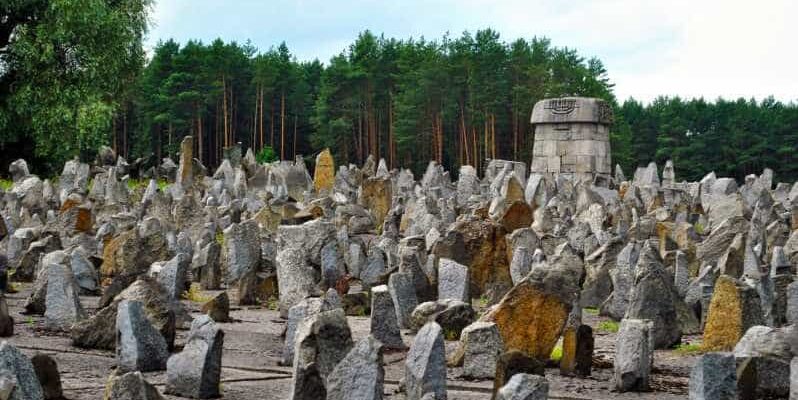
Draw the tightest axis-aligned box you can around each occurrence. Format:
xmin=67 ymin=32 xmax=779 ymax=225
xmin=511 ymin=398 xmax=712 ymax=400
xmin=116 ymin=300 xmax=169 ymax=373
xmin=614 ymin=319 xmax=653 ymax=392
xmin=388 ymin=271 xmax=418 ymax=329
xmin=689 ymin=352 xmax=736 ymax=400
xmin=459 ymin=321 xmax=503 ymax=379
xmin=370 ymin=284 xmax=406 ymax=349
xmin=326 ymin=336 xmax=384 ymax=400
xmin=43 ymin=263 xmax=86 ymax=331
xmin=405 ymin=322 xmax=447 ymax=400
xmin=495 ymin=373 xmax=549 ymax=400
xmin=166 ymin=315 xmax=224 ymax=399
xmin=314 ymin=148 xmax=335 ymax=193
xmin=438 ymin=258 xmax=469 ymax=302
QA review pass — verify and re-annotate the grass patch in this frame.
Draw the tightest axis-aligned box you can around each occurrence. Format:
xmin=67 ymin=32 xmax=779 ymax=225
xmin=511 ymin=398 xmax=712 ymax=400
xmin=0 ymin=179 xmax=12 ymax=191
xmin=181 ymin=283 xmax=212 ymax=303
xmin=584 ymin=307 xmax=599 ymax=315
xmin=266 ymin=296 xmax=279 ymax=311
xmin=694 ymin=222 xmax=705 ymax=235
xmin=215 ymin=232 xmax=225 ymax=246
xmin=443 ymin=328 xmax=460 ymax=341
xmin=597 ymin=320 xmax=620 ymax=333
xmin=674 ymin=343 xmax=704 ymax=355
xmin=550 ymin=345 xmax=563 ymax=362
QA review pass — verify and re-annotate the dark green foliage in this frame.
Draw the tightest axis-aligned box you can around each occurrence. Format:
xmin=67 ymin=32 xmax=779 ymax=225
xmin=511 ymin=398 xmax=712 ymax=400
xmin=256 ymin=146 xmax=277 ymax=164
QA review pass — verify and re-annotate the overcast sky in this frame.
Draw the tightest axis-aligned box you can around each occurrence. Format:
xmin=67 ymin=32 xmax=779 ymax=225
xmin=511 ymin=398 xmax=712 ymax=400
xmin=147 ymin=0 xmax=798 ymax=103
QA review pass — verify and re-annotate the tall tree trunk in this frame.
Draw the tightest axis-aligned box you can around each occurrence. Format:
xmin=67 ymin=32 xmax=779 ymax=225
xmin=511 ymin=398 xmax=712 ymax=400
xmin=280 ymin=91 xmax=285 ymax=160
xmin=293 ymin=114 xmax=298 ymax=158
xmin=259 ymin=87 xmax=264 ymax=151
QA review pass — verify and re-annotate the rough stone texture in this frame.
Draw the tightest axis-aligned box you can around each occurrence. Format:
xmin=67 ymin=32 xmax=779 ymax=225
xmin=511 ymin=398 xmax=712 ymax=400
xmin=529 ymin=97 xmax=613 ymax=183
xmin=0 ymin=296 xmax=13 ymax=337
xmin=201 ymin=291 xmax=230 ymax=323
xmin=0 ymin=341 xmax=44 ymax=400
xmin=787 ymin=281 xmax=798 ymax=325
xmin=405 ymin=322 xmax=447 ymax=400
xmin=614 ymin=319 xmax=653 ymax=393
xmin=72 ymin=277 xmax=177 ymax=351
xmin=43 ymin=264 xmax=87 ymax=331
xmin=116 ymin=300 xmax=169 ymax=373
xmin=275 ymin=246 xmax=317 ymax=316
xmin=492 ymin=350 xmax=545 ymax=398
xmin=314 ymin=148 xmax=335 ymax=194
xmin=560 ymin=324 xmax=593 ymax=377
xmin=437 ymin=258 xmax=469 ymax=302
xmin=624 ymin=242 xmax=682 ymax=348
xmin=410 ymin=300 xmax=475 ymax=338
xmin=458 ymin=321 xmax=503 ymax=379
xmin=689 ymin=352 xmax=736 ymax=400
xmin=165 ymin=315 xmax=224 ymax=399
xmin=290 ymin=309 xmax=353 ymax=400
xmin=495 ymin=373 xmax=549 ymax=400
xmin=153 ymin=253 xmax=190 ymax=301
xmin=791 ymin=357 xmax=798 ymax=400
xmin=104 ymin=371 xmax=164 ymax=400
xmin=388 ymin=271 xmax=418 ymax=329
xmin=281 ymin=297 xmax=338 ymax=366
xmin=223 ymin=219 xmax=261 ymax=284
xmin=359 ymin=176 xmax=392 ymax=231
xmin=31 ymin=354 xmax=63 ymax=400
xmin=325 ymin=336 xmax=384 ymax=400
xmin=370 ymin=285 xmax=406 ymax=349
xmin=703 ymin=275 xmax=763 ymax=351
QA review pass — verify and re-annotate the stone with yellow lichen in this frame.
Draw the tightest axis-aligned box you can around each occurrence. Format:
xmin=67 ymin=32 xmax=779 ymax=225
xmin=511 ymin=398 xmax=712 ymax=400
xmin=702 ymin=274 xmax=763 ymax=351
xmin=314 ymin=148 xmax=335 ymax=194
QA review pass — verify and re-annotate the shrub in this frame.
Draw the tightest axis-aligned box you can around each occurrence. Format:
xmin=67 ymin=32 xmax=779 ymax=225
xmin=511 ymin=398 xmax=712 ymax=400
xmin=256 ymin=146 xmax=278 ymax=164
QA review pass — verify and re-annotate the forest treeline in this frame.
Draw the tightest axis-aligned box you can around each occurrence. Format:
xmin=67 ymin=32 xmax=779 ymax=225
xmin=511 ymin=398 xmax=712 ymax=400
xmin=2 ymin=0 xmax=798 ymax=182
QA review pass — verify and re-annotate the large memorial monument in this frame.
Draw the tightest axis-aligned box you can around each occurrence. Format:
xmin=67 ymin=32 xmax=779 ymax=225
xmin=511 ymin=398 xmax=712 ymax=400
xmin=530 ymin=97 xmax=613 ymax=184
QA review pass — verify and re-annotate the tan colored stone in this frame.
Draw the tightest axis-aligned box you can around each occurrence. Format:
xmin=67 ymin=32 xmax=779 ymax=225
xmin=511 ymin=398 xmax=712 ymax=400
xmin=498 ymin=201 xmax=533 ymax=232
xmin=482 ymin=279 xmax=569 ymax=359
xmin=314 ymin=148 xmax=335 ymax=193
xmin=359 ymin=176 xmax=392 ymax=231
xmin=253 ymin=206 xmax=281 ymax=233
xmin=559 ymin=327 xmax=577 ymax=374
xmin=702 ymin=275 xmax=762 ymax=351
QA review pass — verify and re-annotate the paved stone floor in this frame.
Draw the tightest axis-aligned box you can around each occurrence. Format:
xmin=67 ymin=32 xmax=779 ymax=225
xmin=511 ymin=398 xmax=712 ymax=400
xmin=3 ymin=284 xmax=695 ymax=399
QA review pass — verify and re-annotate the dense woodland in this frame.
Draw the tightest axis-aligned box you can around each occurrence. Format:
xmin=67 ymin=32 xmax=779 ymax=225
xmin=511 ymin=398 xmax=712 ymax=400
xmin=2 ymin=1 xmax=798 ymax=182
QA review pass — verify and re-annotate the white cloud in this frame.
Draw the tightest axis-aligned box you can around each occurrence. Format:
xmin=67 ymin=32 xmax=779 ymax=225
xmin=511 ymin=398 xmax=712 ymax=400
xmin=146 ymin=0 xmax=798 ymax=103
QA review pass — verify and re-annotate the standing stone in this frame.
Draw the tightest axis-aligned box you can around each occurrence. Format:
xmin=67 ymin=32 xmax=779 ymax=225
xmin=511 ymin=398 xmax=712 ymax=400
xmin=509 ymin=247 xmax=532 ymax=286
xmin=689 ymin=352 xmax=736 ymax=400
xmin=290 ymin=309 xmax=353 ymax=400
xmin=0 ymin=341 xmax=44 ymax=400
xmin=703 ymin=275 xmax=763 ymax=351
xmin=116 ymin=300 xmax=169 ymax=373
xmin=30 ymin=354 xmax=63 ymax=400
xmin=166 ymin=316 xmax=224 ymax=399
xmin=614 ymin=319 xmax=653 ymax=392
xmin=495 ymin=373 xmax=549 ymax=400
xmin=201 ymin=291 xmax=230 ymax=323
xmin=276 ymin=247 xmax=317 ymax=316
xmin=314 ymin=148 xmax=335 ymax=194
xmin=458 ymin=321 xmax=504 ymax=379
xmin=223 ymin=220 xmax=260 ymax=284
xmin=560 ymin=324 xmax=594 ymax=377
xmin=0 ymin=295 xmax=13 ymax=337
xmin=787 ymin=281 xmax=798 ymax=325
xmin=674 ymin=250 xmax=690 ymax=297
xmin=370 ymin=285 xmax=406 ymax=350
xmin=438 ymin=258 xmax=469 ymax=303
xmin=43 ymin=264 xmax=87 ymax=331
xmin=359 ymin=176 xmax=392 ymax=231
xmin=281 ymin=297 xmax=339 ymax=366
xmin=405 ymin=322 xmax=447 ymax=400
xmin=492 ymin=350 xmax=545 ymax=397
xmin=624 ymin=242 xmax=682 ymax=348
xmin=197 ymin=242 xmax=222 ymax=290
xmin=361 ymin=247 xmax=387 ymax=292
xmin=791 ymin=357 xmax=798 ymax=400
xmin=155 ymin=253 xmax=190 ymax=301
xmin=176 ymin=135 xmax=194 ymax=189
xmin=105 ymin=371 xmax=164 ymax=400
xmin=389 ymin=272 xmax=418 ymax=329
xmin=326 ymin=336 xmax=384 ymax=400
xmin=321 ymin=241 xmax=345 ymax=290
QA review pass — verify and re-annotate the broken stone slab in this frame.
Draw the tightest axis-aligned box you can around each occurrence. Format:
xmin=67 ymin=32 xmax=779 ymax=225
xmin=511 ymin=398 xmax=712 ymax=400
xmin=194 ymin=241 xmax=222 ymax=290
xmin=369 ymin=285 xmax=405 ymax=350
xmin=388 ymin=271 xmax=418 ymax=329
xmin=0 ymin=341 xmax=44 ymax=400
xmin=614 ymin=319 xmax=653 ymax=393
xmin=289 ymin=309 xmax=353 ymax=400
xmin=43 ymin=264 xmax=86 ymax=331
xmin=405 ymin=322 xmax=447 ymax=400
xmin=69 ymin=249 xmax=99 ymax=295
xmin=495 ymin=373 xmax=549 ymax=400
xmin=104 ymin=371 xmax=164 ymax=400
xmin=325 ymin=335 xmax=384 ymax=400
xmin=116 ymin=300 xmax=169 ymax=373
xmin=153 ymin=253 xmax=190 ymax=301
xmin=30 ymin=354 xmax=63 ymax=400
xmin=560 ymin=324 xmax=593 ymax=377
xmin=689 ymin=352 xmax=736 ymax=400
xmin=509 ymin=247 xmax=532 ymax=286
xmin=165 ymin=315 xmax=224 ymax=399
xmin=437 ymin=258 xmax=469 ymax=303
